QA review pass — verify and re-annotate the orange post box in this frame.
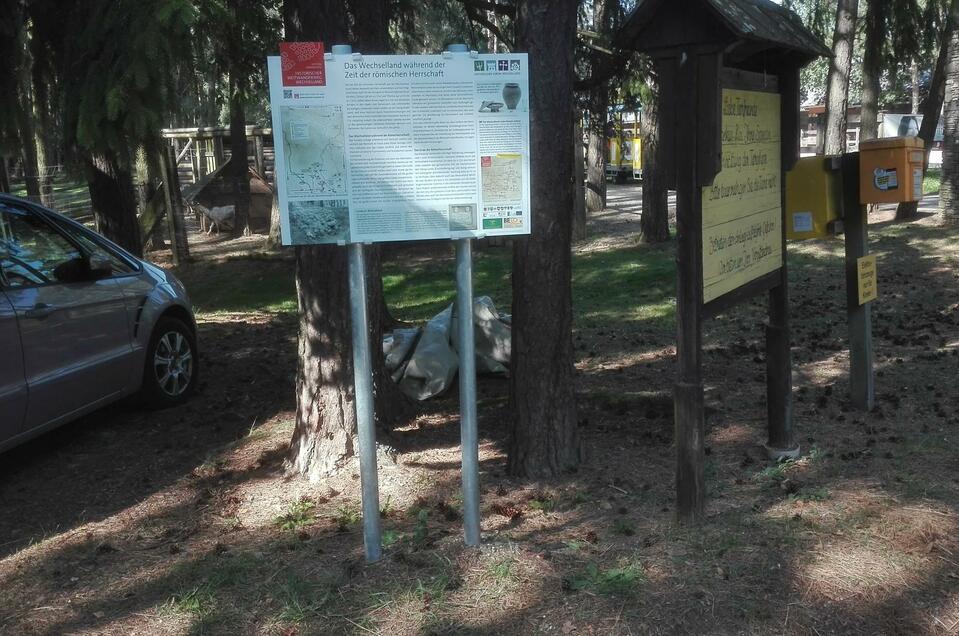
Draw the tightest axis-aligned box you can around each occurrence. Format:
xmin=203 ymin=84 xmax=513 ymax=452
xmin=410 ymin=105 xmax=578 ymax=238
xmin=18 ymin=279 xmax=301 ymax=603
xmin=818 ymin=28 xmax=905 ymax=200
xmin=859 ymin=136 xmax=924 ymax=204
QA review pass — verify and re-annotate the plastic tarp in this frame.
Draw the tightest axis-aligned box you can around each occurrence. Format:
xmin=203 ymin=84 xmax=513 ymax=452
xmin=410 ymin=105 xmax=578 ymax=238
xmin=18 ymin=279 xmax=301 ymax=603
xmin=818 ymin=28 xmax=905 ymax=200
xmin=387 ymin=296 xmax=511 ymax=400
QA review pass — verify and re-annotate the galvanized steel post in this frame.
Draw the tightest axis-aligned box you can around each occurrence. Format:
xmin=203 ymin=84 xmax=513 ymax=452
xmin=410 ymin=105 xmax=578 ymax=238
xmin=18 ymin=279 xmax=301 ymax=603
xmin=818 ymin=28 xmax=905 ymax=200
xmin=455 ymin=238 xmax=481 ymax=546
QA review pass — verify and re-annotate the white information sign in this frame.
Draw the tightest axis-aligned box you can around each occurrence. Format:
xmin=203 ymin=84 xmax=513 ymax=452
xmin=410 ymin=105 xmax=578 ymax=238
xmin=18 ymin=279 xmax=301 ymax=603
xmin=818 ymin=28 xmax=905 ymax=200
xmin=267 ymin=50 xmax=532 ymax=245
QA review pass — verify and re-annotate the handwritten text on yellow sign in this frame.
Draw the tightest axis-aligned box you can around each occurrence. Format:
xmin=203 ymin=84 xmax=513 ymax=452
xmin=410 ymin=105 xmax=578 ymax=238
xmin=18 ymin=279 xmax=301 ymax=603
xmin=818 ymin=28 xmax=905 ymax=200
xmin=857 ymin=254 xmax=877 ymax=305
xmin=702 ymin=89 xmax=782 ymax=303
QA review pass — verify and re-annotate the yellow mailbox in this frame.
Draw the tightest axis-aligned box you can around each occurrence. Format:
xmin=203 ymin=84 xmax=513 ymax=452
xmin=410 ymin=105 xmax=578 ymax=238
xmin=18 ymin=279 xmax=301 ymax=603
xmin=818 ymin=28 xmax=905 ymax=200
xmin=859 ymin=136 xmax=924 ymax=204
xmin=786 ymin=156 xmax=840 ymax=240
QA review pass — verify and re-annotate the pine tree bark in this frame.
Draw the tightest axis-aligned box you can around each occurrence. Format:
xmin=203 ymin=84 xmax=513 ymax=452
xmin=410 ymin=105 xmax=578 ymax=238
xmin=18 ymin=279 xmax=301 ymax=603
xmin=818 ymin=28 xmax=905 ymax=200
xmin=859 ymin=0 xmax=883 ymax=142
xmin=0 ymin=157 xmax=9 ymax=193
xmin=84 ymin=152 xmax=143 ymax=257
xmin=640 ymin=81 xmax=669 ymax=242
xmin=584 ymin=0 xmax=613 ymax=214
xmin=507 ymin=0 xmax=581 ymax=478
xmin=940 ymin=4 xmax=959 ymax=226
xmin=16 ymin=95 xmax=41 ymax=201
xmin=228 ymin=0 xmax=251 ymax=237
xmin=585 ymin=117 xmax=607 ymax=212
xmin=228 ymin=79 xmax=251 ymax=237
xmin=901 ymin=0 xmax=959 ymax=221
xmin=285 ymin=0 xmax=409 ymax=480
xmin=267 ymin=190 xmax=283 ymax=248
xmin=823 ymin=0 xmax=859 ymax=155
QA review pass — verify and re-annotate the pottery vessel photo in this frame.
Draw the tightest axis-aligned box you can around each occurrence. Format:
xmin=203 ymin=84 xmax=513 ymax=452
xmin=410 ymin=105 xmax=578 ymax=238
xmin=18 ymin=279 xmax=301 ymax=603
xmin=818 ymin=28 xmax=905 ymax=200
xmin=502 ymin=83 xmax=521 ymax=110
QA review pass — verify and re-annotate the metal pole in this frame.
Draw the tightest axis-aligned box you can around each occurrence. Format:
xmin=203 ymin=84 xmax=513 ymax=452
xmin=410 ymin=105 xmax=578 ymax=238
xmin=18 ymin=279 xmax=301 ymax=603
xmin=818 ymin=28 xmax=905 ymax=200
xmin=840 ymin=153 xmax=875 ymax=411
xmin=455 ymin=238 xmax=481 ymax=546
xmin=445 ymin=43 xmax=481 ymax=545
xmin=349 ymin=242 xmax=382 ymax=562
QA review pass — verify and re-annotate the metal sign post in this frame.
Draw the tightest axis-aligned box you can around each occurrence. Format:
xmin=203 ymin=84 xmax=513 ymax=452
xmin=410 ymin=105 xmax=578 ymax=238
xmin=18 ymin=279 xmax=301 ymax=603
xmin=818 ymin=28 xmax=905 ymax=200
xmin=333 ymin=43 xmax=382 ymax=563
xmin=455 ymin=238 xmax=481 ymax=546
xmin=349 ymin=242 xmax=382 ymax=562
xmin=447 ymin=43 xmax=481 ymax=548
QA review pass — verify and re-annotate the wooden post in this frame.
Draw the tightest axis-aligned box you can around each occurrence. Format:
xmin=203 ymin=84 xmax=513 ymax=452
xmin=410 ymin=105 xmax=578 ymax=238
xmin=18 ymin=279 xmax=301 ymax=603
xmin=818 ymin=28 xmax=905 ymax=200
xmin=213 ymin=136 xmax=225 ymax=169
xmin=161 ymin=145 xmax=191 ymax=265
xmin=766 ymin=67 xmax=800 ymax=458
xmin=840 ymin=152 xmax=874 ymax=410
xmin=254 ymin=132 xmax=265 ymax=177
xmin=190 ymin=136 xmax=201 ymax=183
xmin=158 ymin=148 xmax=180 ymax=267
xmin=670 ymin=51 xmax=717 ymax=523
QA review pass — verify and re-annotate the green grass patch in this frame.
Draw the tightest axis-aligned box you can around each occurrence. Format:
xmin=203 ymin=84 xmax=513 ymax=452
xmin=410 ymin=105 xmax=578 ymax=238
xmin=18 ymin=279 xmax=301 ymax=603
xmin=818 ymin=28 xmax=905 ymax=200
xmin=273 ymin=571 xmax=330 ymax=624
xmin=175 ymin=259 xmax=297 ymax=315
xmin=274 ymin=499 xmax=316 ymax=533
xmin=566 ymin=560 xmax=645 ymax=596
xmin=178 ymin=242 xmax=676 ymax=330
xmin=924 ymin=166 xmax=942 ymax=195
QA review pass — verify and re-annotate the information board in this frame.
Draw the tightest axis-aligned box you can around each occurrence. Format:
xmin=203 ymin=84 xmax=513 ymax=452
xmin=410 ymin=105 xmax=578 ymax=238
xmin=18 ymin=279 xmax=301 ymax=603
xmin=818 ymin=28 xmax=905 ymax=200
xmin=857 ymin=254 xmax=877 ymax=305
xmin=701 ymin=88 xmax=783 ymax=304
xmin=267 ymin=48 xmax=532 ymax=245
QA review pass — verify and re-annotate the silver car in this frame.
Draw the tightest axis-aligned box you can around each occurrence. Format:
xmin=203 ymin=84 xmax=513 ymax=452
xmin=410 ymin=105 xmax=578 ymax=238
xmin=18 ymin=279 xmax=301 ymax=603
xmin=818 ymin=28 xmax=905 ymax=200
xmin=0 ymin=194 xmax=199 ymax=453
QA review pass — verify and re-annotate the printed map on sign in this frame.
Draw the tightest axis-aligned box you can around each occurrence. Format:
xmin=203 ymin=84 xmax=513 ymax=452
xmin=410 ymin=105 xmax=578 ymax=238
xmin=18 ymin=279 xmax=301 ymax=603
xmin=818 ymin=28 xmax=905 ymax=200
xmin=701 ymin=88 xmax=782 ymax=304
xmin=280 ymin=105 xmax=347 ymax=197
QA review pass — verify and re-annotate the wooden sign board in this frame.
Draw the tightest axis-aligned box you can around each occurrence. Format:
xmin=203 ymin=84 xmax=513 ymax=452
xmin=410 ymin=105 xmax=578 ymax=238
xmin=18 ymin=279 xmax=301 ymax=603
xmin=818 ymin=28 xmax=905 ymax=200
xmin=857 ymin=254 xmax=877 ymax=304
xmin=702 ymin=72 xmax=786 ymax=316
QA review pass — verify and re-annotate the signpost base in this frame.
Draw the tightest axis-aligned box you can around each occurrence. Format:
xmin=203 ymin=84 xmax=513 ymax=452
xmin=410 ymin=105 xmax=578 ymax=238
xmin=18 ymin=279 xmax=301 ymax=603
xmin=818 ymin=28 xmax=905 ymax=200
xmin=348 ymin=242 xmax=382 ymax=563
xmin=455 ymin=238 xmax=481 ymax=547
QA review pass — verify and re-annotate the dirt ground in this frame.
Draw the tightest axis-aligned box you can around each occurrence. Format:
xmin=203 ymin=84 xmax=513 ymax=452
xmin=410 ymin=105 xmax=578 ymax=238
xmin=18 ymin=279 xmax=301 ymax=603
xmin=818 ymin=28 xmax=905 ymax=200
xmin=2 ymin=185 xmax=959 ymax=635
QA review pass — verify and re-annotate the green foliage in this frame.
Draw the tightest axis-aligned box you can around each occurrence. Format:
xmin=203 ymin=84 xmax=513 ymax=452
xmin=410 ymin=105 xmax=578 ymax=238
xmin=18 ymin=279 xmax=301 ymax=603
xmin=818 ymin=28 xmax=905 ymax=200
xmin=333 ymin=504 xmax=361 ymax=531
xmin=274 ymin=499 xmax=316 ymax=532
xmin=63 ymin=0 xmax=198 ymax=160
xmin=412 ymin=508 xmax=430 ymax=548
xmin=566 ymin=560 xmax=645 ymax=596
xmin=273 ymin=571 xmax=329 ymax=623
xmin=612 ymin=518 xmax=636 ymax=536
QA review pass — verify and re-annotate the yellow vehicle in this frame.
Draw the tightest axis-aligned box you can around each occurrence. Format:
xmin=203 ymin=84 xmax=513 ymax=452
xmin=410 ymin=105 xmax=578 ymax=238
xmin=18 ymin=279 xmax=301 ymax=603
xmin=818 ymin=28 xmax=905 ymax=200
xmin=605 ymin=126 xmax=643 ymax=182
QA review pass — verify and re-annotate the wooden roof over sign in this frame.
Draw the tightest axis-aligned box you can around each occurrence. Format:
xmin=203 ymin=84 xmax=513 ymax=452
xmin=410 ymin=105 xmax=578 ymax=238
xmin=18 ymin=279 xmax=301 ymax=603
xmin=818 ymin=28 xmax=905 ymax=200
xmin=614 ymin=0 xmax=830 ymax=67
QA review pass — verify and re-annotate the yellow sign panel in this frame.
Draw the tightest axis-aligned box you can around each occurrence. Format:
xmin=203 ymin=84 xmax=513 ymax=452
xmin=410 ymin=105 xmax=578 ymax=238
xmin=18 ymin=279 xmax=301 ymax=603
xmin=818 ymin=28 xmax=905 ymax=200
xmin=857 ymin=254 xmax=877 ymax=305
xmin=702 ymin=89 xmax=783 ymax=303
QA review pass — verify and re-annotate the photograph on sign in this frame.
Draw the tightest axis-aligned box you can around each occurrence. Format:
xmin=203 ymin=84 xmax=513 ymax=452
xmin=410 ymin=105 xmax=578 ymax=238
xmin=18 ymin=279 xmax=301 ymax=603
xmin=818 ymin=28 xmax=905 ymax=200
xmin=268 ymin=49 xmax=532 ymax=245
xmin=701 ymin=88 xmax=783 ymax=304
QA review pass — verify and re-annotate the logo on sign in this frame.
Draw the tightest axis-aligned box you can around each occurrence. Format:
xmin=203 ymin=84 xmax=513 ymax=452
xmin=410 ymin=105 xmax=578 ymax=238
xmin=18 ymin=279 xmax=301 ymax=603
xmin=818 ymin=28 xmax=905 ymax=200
xmin=280 ymin=42 xmax=326 ymax=87
xmin=873 ymin=167 xmax=898 ymax=191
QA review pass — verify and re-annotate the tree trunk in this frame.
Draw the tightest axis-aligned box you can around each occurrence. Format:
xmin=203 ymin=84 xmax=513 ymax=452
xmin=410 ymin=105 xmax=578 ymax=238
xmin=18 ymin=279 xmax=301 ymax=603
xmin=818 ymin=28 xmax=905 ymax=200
xmin=940 ymin=4 xmax=959 ymax=225
xmin=285 ymin=0 xmax=354 ymax=478
xmin=285 ymin=0 xmax=409 ymax=480
xmin=640 ymin=81 xmax=670 ymax=242
xmin=859 ymin=0 xmax=883 ymax=142
xmin=288 ymin=246 xmax=359 ymax=479
xmin=507 ymin=0 xmax=580 ymax=478
xmin=267 ymin=190 xmax=283 ymax=248
xmin=912 ymin=59 xmax=921 ymax=114
xmin=901 ymin=0 xmax=959 ymax=221
xmin=585 ymin=123 xmax=607 ymax=212
xmin=84 ymin=153 xmax=143 ymax=257
xmin=229 ymin=0 xmax=251 ymax=237
xmin=584 ymin=0 xmax=611 ymax=214
xmin=16 ymin=98 xmax=41 ymax=201
xmin=823 ymin=0 xmax=859 ymax=155
xmin=0 ymin=157 xmax=9 ymax=193
xmin=228 ymin=81 xmax=251 ymax=237
xmin=572 ymin=121 xmax=587 ymax=241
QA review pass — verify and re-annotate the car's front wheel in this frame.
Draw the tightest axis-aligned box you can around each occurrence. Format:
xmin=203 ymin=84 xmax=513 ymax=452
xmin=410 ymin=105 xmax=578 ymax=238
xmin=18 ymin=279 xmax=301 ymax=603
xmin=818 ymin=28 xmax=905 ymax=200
xmin=141 ymin=316 xmax=198 ymax=408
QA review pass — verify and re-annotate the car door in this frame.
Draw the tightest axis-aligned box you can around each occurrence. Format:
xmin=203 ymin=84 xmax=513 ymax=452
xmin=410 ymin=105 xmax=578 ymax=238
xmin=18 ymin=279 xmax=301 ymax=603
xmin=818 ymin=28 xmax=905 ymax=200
xmin=0 ymin=203 xmax=134 ymax=431
xmin=0 ymin=289 xmax=26 ymax=444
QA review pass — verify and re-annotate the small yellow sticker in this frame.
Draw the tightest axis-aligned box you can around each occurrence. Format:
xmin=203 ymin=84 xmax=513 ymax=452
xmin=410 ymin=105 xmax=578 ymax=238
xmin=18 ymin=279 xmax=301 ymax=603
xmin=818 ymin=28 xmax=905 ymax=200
xmin=857 ymin=255 xmax=878 ymax=305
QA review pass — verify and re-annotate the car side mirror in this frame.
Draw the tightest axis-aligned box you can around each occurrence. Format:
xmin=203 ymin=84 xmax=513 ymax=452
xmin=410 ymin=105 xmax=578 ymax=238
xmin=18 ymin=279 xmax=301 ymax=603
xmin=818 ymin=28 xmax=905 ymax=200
xmin=86 ymin=254 xmax=113 ymax=279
